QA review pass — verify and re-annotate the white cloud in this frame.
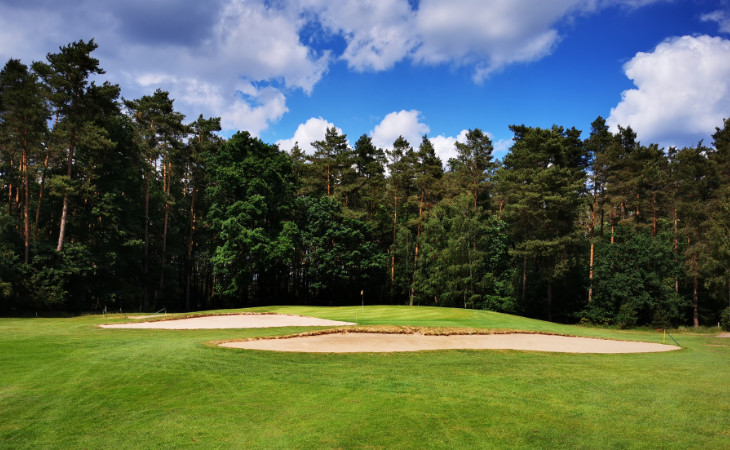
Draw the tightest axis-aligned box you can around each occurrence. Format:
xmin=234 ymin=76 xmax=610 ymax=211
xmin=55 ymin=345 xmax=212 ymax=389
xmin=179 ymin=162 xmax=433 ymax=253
xmin=297 ymin=0 xmax=416 ymax=71
xmin=0 ymin=0 xmax=329 ymax=136
xmin=414 ymin=0 xmax=573 ymax=80
xmin=126 ymin=73 xmax=288 ymax=136
xmin=213 ymin=0 xmax=330 ymax=93
xmin=607 ymin=35 xmax=730 ymax=148
xmin=293 ymin=0 xmax=666 ymax=81
xmin=701 ymin=10 xmax=730 ymax=34
xmin=275 ymin=117 xmax=340 ymax=154
xmin=430 ymin=130 xmax=469 ymax=164
xmin=371 ymin=110 xmax=430 ymax=150
xmin=0 ymin=0 xmax=670 ymax=138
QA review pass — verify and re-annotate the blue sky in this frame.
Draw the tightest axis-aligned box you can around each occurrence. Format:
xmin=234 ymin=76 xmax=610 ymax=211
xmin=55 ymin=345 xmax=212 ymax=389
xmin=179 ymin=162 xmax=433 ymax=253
xmin=1 ymin=0 xmax=729 ymax=162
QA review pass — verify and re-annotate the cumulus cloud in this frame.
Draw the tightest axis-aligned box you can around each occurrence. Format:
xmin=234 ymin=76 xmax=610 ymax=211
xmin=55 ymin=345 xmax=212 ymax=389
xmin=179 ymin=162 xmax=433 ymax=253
xmin=213 ymin=0 xmax=330 ymax=93
xmin=296 ymin=0 xmax=666 ymax=81
xmin=701 ymin=10 xmax=730 ymax=34
xmin=430 ymin=130 xmax=469 ymax=164
xmin=0 ymin=0 xmax=328 ymax=136
xmin=297 ymin=0 xmax=416 ymax=71
xmin=275 ymin=117 xmax=341 ymax=154
xmin=280 ymin=113 xmax=499 ymax=167
xmin=607 ymin=35 xmax=730 ymax=148
xmin=371 ymin=110 xmax=430 ymax=150
xmin=414 ymin=0 xmax=570 ymax=80
xmin=0 ymin=0 xmax=668 ymax=137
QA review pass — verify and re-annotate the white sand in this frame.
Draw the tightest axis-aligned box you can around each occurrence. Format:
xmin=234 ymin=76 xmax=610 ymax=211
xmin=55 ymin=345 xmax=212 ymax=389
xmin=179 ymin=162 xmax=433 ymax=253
xmin=220 ymin=332 xmax=680 ymax=354
xmin=99 ymin=313 xmax=355 ymax=329
xmin=100 ymin=314 xmax=680 ymax=353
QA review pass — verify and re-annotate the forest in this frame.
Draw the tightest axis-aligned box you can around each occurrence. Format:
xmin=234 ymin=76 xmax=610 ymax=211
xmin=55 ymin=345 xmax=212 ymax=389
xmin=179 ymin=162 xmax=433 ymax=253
xmin=2 ymin=39 xmax=730 ymax=328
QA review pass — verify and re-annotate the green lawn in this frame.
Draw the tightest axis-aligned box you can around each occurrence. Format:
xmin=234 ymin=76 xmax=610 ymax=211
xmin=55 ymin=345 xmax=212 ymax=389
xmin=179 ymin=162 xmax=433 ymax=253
xmin=1 ymin=305 xmax=728 ymax=448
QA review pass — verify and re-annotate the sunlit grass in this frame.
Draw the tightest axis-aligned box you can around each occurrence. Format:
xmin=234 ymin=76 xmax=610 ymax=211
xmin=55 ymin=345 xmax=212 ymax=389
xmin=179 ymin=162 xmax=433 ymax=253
xmin=1 ymin=306 xmax=728 ymax=448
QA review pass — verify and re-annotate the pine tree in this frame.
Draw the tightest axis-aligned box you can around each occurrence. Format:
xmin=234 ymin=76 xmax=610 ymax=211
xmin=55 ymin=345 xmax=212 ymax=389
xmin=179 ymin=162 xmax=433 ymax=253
xmin=585 ymin=116 xmax=613 ymax=302
xmin=0 ymin=59 xmax=49 ymax=264
xmin=671 ymin=143 xmax=717 ymax=326
xmin=310 ymin=127 xmax=350 ymax=198
xmin=410 ymin=135 xmax=443 ymax=305
xmin=184 ymin=115 xmax=220 ymax=310
xmin=387 ymin=136 xmax=417 ymax=299
xmin=33 ymin=39 xmax=119 ymax=252
xmin=352 ymin=134 xmax=387 ymax=227
xmin=124 ymin=89 xmax=186 ymax=308
xmin=706 ymin=118 xmax=730 ymax=314
xmin=496 ymin=125 xmax=587 ymax=320
xmin=452 ymin=128 xmax=496 ymax=211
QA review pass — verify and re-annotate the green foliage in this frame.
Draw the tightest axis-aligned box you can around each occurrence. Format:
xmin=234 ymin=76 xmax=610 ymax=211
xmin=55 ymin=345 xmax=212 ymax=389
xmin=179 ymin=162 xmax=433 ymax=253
xmin=584 ymin=226 xmax=684 ymax=327
xmin=0 ymin=211 xmax=18 ymax=302
xmin=413 ymin=194 xmax=513 ymax=309
xmin=448 ymin=128 xmax=496 ymax=210
xmin=296 ymin=196 xmax=386 ymax=301
xmin=24 ymin=243 xmax=93 ymax=307
xmin=720 ymin=307 xmax=730 ymax=331
xmin=497 ymin=124 xmax=587 ymax=320
xmin=207 ymin=131 xmax=295 ymax=303
xmin=2 ymin=38 xmax=730 ymax=327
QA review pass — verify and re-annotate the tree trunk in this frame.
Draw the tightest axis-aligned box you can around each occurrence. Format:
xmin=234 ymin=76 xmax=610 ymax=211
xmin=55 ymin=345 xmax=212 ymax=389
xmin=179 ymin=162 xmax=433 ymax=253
xmin=7 ymin=156 xmax=13 ymax=215
xmin=34 ymin=151 xmax=49 ymax=240
xmin=673 ymin=203 xmax=679 ymax=293
xmin=391 ymin=194 xmax=397 ymax=283
xmin=410 ymin=189 xmax=425 ymax=306
xmin=160 ymin=158 xmax=169 ymax=291
xmin=186 ymin=186 xmax=196 ymax=311
xmin=589 ymin=189 xmax=596 ymax=303
xmin=143 ymin=154 xmax=151 ymax=310
xmin=56 ymin=132 xmax=75 ymax=252
xmin=22 ymin=140 xmax=29 ymax=264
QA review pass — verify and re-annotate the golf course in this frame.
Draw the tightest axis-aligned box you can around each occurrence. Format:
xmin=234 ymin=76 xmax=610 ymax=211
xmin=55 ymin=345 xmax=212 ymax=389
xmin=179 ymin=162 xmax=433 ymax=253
xmin=1 ymin=305 xmax=728 ymax=448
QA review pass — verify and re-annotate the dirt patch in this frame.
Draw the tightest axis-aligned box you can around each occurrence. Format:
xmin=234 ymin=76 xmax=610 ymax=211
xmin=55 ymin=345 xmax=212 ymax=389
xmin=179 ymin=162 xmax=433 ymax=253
xmin=99 ymin=313 xmax=355 ymax=329
xmin=219 ymin=331 xmax=680 ymax=354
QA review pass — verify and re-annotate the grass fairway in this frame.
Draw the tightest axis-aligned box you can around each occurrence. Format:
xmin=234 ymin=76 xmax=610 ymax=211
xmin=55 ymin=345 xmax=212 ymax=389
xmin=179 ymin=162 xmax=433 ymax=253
xmin=1 ymin=306 xmax=728 ymax=448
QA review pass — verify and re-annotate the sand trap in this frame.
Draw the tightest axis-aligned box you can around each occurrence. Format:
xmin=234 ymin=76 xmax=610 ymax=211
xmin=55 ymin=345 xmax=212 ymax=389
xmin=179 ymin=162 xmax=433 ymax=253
xmin=100 ymin=313 xmax=355 ymax=329
xmin=220 ymin=332 xmax=680 ymax=353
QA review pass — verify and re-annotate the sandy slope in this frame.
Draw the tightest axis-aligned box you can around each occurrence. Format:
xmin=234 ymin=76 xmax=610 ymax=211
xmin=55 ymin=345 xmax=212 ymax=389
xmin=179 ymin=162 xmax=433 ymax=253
xmin=99 ymin=313 xmax=355 ymax=329
xmin=220 ymin=332 xmax=680 ymax=354
xmin=101 ymin=314 xmax=680 ymax=353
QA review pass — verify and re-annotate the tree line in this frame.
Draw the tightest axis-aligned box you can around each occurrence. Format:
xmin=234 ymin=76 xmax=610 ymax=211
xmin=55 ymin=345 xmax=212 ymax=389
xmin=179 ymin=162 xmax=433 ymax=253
xmin=2 ymin=40 xmax=729 ymax=327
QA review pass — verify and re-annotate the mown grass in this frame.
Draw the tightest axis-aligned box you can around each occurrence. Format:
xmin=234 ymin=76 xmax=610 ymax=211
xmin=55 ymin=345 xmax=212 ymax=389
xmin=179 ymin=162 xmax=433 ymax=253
xmin=1 ymin=305 xmax=728 ymax=448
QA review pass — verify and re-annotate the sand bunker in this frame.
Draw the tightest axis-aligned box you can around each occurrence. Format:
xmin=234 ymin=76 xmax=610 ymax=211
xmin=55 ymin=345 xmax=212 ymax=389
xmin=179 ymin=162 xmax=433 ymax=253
xmin=220 ymin=332 xmax=680 ymax=353
xmin=100 ymin=313 xmax=355 ymax=329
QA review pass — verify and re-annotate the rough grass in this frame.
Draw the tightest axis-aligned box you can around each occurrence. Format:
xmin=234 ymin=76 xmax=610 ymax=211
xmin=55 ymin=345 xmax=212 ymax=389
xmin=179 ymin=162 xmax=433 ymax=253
xmin=1 ymin=305 xmax=728 ymax=448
